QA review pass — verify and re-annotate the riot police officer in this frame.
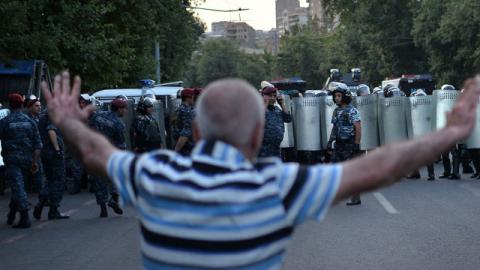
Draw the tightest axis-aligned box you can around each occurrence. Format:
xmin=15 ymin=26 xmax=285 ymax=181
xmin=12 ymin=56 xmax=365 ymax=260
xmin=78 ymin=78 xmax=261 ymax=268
xmin=132 ymin=96 xmax=163 ymax=152
xmin=90 ymin=95 xmax=128 ymax=217
xmin=327 ymin=83 xmax=362 ymax=205
xmin=407 ymin=90 xmax=436 ymax=180
xmin=33 ymin=111 xmax=70 ymax=220
xmin=258 ymin=86 xmax=292 ymax=158
xmin=438 ymin=84 xmax=466 ymax=180
xmin=65 ymin=94 xmax=92 ymax=194
xmin=174 ymin=88 xmax=195 ymax=155
xmin=0 ymin=94 xmax=42 ymax=228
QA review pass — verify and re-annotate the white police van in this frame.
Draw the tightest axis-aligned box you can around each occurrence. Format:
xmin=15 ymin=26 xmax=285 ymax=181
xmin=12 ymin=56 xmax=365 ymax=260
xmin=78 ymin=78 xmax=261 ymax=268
xmin=92 ymin=80 xmax=182 ymax=105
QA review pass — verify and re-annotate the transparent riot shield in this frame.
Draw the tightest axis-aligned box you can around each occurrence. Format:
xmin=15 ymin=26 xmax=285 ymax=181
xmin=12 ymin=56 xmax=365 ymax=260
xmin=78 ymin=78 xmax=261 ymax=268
xmin=320 ymin=96 xmax=336 ymax=149
xmin=293 ymin=97 xmax=322 ymax=151
xmin=353 ymin=95 xmax=379 ymax=150
xmin=280 ymin=95 xmax=295 ymax=148
xmin=466 ymin=96 xmax=480 ymax=149
xmin=432 ymin=90 xmax=459 ymax=131
xmin=151 ymin=102 xmax=167 ymax=149
xmin=378 ymin=96 xmax=408 ymax=145
xmin=121 ymin=100 xmax=135 ymax=150
xmin=406 ymin=96 xmax=433 ymax=139
xmin=165 ymin=97 xmax=182 ymax=149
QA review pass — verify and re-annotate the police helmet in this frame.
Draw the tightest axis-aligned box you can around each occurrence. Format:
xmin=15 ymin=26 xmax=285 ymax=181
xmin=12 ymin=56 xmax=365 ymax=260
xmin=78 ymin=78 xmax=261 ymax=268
xmin=441 ymin=84 xmax=456 ymax=91
xmin=330 ymin=82 xmax=352 ymax=104
xmin=357 ymin=84 xmax=371 ymax=96
xmin=137 ymin=96 xmax=155 ymax=113
xmin=384 ymin=86 xmax=403 ymax=98
xmin=411 ymin=89 xmax=427 ymax=96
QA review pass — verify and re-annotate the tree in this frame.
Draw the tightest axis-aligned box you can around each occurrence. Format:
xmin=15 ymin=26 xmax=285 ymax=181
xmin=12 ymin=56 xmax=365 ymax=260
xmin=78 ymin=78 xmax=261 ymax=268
xmin=184 ymin=39 xmax=272 ymax=87
xmin=0 ymin=0 xmax=204 ymax=91
xmin=275 ymin=23 xmax=329 ymax=89
xmin=413 ymin=0 xmax=480 ymax=87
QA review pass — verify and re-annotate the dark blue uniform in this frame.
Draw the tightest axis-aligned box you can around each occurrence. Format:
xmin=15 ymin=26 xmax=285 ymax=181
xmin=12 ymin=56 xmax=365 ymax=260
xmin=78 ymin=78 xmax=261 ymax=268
xmin=133 ymin=114 xmax=163 ymax=152
xmin=175 ymin=103 xmax=194 ymax=155
xmin=258 ymin=105 xmax=292 ymax=158
xmin=27 ymin=113 xmax=48 ymax=200
xmin=90 ymin=111 xmax=126 ymax=205
xmin=0 ymin=111 xmax=42 ymax=211
xmin=38 ymin=112 xmax=66 ymax=208
xmin=331 ymin=105 xmax=361 ymax=162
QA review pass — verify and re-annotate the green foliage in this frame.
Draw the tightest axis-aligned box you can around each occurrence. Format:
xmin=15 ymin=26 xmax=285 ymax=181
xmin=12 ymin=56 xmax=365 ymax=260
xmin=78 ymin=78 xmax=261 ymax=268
xmin=276 ymin=0 xmax=478 ymax=88
xmin=0 ymin=0 xmax=204 ymax=91
xmin=276 ymin=23 xmax=328 ymax=89
xmin=184 ymin=39 xmax=272 ymax=88
xmin=413 ymin=0 xmax=480 ymax=87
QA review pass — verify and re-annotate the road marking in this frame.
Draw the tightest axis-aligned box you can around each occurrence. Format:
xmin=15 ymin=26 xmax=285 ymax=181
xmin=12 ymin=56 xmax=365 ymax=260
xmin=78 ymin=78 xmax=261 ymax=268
xmin=83 ymin=199 xmax=96 ymax=206
xmin=373 ymin=192 xmax=399 ymax=214
xmin=62 ymin=209 xmax=78 ymax=216
xmin=34 ymin=221 xmax=52 ymax=229
xmin=460 ymin=184 xmax=480 ymax=197
xmin=1 ymin=234 xmax=26 ymax=244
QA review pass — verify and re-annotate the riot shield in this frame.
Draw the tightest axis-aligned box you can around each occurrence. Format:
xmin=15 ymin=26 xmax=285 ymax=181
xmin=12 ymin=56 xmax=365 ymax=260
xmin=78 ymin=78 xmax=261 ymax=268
xmin=320 ymin=96 xmax=336 ymax=149
xmin=293 ymin=97 xmax=322 ymax=151
xmin=353 ymin=95 xmax=379 ymax=150
xmin=378 ymin=96 xmax=408 ymax=145
xmin=121 ymin=100 xmax=135 ymax=150
xmin=280 ymin=95 xmax=295 ymax=148
xmin=466 ymin=96 xmax=480 ymax=149
xmin=432 ymin=90 xmax=459 ymax=131
xmin=165 ymin=97 xmax=182 ymax=149
xmin=406 ymin=96 xmax=433 ymax=139
xmin=151 ymin=102 xmax=167 ymax=149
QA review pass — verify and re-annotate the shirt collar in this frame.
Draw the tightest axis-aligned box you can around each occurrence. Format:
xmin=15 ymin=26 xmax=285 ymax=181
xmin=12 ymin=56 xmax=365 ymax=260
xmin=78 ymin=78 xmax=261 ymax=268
xmin=191 ymin=140 xmax=253 ymax=170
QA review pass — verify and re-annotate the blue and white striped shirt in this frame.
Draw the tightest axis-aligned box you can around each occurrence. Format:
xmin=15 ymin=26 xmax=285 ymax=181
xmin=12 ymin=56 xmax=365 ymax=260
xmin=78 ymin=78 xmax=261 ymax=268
xmin=108 ymin=140 xmax=342 ymax=269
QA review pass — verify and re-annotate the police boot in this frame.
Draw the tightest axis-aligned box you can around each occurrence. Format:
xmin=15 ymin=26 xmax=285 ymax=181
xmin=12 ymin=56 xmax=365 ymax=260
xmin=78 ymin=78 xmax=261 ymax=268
xmin=449 ymin=158 xmax=461 ymax=180
xmin=6 ymin=201 xmax=17 ymax=225
xmin=108 ymin=194 xmax=123 ymax=215
xmin=48 ymin=207 xmax=70 ymax=220
xmin=99 ymin=203 xmax=108 ymax=218
xmin=12 ymin=210 xmax=31 ymax=229
xmin=33 ymin=199 xmax=47 ymax=220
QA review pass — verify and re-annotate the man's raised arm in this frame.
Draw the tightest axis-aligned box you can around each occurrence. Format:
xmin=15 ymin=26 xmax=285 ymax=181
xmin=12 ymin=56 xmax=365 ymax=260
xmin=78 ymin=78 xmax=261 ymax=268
xmin=42 ymin=71 xmax=117 ymax=178
xmin=335 ymin=77 xmax=480 ymax=203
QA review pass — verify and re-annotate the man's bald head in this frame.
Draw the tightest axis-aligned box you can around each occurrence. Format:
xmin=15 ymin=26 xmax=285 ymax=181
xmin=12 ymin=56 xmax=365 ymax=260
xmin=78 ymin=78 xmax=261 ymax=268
xmin=195 ymin=79 xmax=265 ymax=151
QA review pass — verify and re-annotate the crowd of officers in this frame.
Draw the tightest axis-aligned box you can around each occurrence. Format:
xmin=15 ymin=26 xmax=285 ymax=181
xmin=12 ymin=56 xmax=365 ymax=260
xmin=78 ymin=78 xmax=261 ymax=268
xmin=1 ymin=81 xmax=479 ymax=228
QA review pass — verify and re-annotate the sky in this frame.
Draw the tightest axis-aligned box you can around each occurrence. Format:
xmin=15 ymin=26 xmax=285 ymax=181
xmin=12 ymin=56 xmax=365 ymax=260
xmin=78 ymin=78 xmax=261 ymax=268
xmin=193 ymin=0 xmax=308 ymax=32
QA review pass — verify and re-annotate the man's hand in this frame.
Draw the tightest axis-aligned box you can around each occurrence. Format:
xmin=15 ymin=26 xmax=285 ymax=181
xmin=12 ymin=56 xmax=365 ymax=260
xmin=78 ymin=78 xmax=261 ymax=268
xmin=445 ymin=78 xmax=480 ymax=140
xmin=41 ymin=71 xmax=94 ymax=127
xmin=41 ymin=71 xmax=117 ymax=179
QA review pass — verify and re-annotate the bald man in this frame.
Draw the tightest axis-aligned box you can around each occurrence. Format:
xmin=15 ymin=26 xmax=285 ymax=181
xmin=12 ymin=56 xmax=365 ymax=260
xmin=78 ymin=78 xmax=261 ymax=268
xmin=42 ymin=72 xmax=480 ymax=269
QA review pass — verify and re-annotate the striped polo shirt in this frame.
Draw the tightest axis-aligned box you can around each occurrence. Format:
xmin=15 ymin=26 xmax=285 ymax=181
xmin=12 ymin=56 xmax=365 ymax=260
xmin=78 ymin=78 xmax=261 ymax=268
xmin=107 ymin=140 xmax=342 ymax=269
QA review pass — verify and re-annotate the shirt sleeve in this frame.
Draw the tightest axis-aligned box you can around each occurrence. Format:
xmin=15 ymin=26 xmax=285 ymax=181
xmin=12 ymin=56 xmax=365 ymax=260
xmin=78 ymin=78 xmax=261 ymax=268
xmin=351 ymin=108 xmax=361 ymax=123
xmin=107 ymin=151 xmax=140 ymax=206
xmin=278 ymin=162 xmax=342 ymax=226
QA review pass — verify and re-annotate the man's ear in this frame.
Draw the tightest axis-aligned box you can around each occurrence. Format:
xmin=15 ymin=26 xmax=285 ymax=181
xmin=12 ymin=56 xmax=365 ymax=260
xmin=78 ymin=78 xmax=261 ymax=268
xmin=192 ymin=121 xmax=201 ymax=143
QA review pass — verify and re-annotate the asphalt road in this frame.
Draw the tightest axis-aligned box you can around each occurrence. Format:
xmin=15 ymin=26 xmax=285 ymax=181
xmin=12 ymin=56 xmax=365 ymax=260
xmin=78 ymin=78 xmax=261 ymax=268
xmin=1 ymin=166 xmax=480 ymax=270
